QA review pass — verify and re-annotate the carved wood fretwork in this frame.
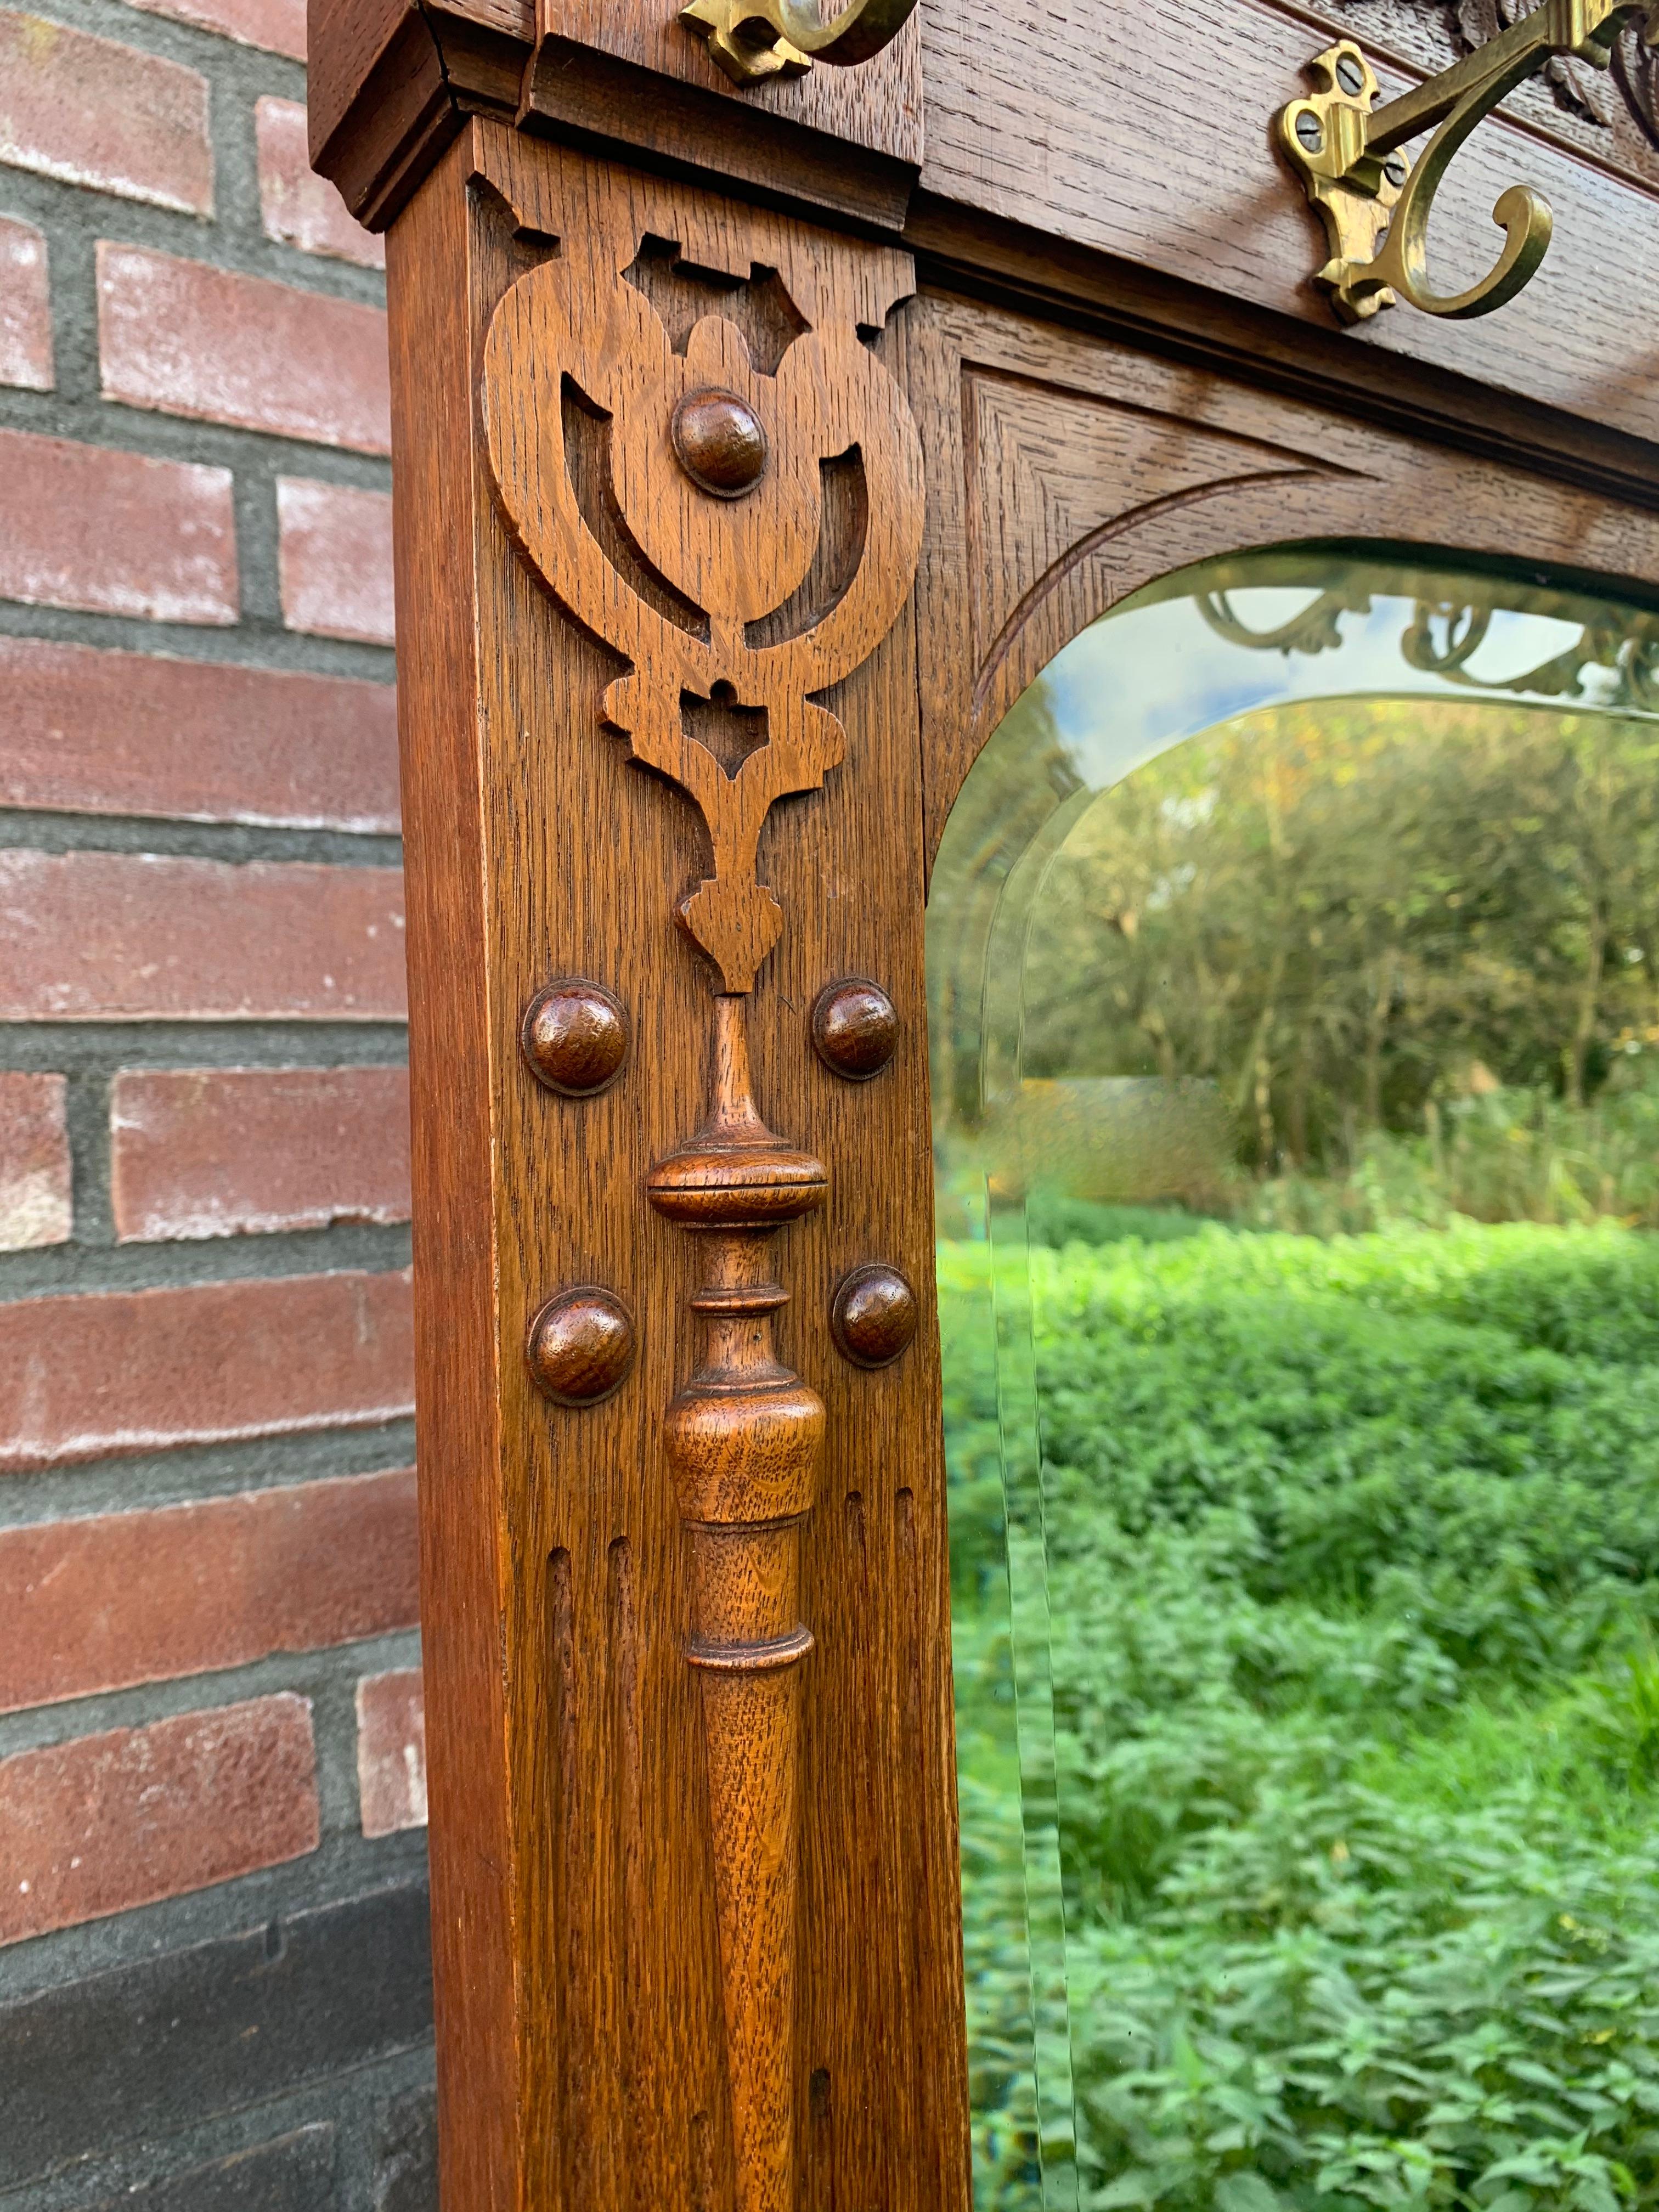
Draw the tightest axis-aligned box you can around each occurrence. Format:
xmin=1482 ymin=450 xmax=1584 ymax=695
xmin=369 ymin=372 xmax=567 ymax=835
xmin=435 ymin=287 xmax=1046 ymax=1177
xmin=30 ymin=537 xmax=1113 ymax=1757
xmin=480 ymin=161 xmax=924 ymax=994
xmin=356 ymin=64 xmax=1659 ymax=2212
xmin=473 ymin=131 xmax=927 ymax=2212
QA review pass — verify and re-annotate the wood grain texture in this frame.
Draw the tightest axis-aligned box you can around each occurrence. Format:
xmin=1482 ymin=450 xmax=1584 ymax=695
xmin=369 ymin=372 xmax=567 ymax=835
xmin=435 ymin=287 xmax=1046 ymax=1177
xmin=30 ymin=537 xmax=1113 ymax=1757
xmin=912 ymin=290 xmax=1659 ymax=866
xmin=317 ymin=0 xmax=1659 ymax=446
xmin=473 ymin=122 xmax=927 ymax=2207
xmin=829 ymin=1262 xmax=917 ymax=1367
xmin=526 ymin=1284 xmax=638 ymax=1403
xmin=384 ymin=137 xmax=518 ymax=2212
xmin=477 ymin=155 xmax=924 ymax=991
xmin=308 ymin=0 xmax=433 ymax=159
xmin=388 ymin=117 xmax=968 ymax=2212
xmin=521 ymin=978 xmax=631 ymax=1095
xmin=900 ymin=191 xmax=1659 ymax=520
xmin=810 ymin=978 xmax=899 ymax=1080
xmin=307 ymin=0 xmax=461 ymax=225
xmin=648 ymin=994 xmax=827 ymax=2212
xmin=311 ymin=0 xmax=919 ymax=233
xmin=377 ymin=54 xmax=1659 ymax=2212
xmin=916 ymin=0 xmax=1659 ymax=446
xmin=523 ymin=0 xmax=923 ymax=168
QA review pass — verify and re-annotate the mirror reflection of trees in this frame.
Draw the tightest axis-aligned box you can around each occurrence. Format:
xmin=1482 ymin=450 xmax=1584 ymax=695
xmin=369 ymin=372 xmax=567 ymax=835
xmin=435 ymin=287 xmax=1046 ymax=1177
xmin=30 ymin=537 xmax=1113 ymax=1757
xmin=932 ymin=560 xmax=1659 ymax=2212
xmin=1023 ymin=699 xmax=1659 ymax=1228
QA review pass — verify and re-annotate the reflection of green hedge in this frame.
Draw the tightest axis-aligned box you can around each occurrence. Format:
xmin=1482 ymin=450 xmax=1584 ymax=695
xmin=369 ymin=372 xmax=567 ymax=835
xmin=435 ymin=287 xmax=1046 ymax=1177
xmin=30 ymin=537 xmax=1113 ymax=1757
xmin=1240 ymin=1078 xmax=1659 ymax=1238
xmin=944 ymin=1223 xmax=1659 ymax=2211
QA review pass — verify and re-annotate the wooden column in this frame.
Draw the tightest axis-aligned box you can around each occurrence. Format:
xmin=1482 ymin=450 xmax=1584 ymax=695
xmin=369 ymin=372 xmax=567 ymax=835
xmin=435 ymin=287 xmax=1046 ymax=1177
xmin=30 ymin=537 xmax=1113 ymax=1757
xmin=377 ymin=112 xmax=969 ymax=2212
xmin=648 ymin=993 xmax=827 ymax=2212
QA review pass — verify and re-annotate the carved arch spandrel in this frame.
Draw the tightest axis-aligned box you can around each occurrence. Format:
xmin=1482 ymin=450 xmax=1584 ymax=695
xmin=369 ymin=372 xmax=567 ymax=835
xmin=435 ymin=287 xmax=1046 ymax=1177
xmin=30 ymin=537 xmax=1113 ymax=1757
xmin=913 ymin=294 xmax=1659 ymax=860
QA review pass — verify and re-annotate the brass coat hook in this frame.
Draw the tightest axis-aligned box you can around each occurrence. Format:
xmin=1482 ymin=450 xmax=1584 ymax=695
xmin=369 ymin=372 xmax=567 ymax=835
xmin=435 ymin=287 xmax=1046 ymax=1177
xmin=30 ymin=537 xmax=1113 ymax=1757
xmin=1279 ymin=0 xmax=1658 ymax=321
xmin=681 ymin=0 xmax=918 ymax=84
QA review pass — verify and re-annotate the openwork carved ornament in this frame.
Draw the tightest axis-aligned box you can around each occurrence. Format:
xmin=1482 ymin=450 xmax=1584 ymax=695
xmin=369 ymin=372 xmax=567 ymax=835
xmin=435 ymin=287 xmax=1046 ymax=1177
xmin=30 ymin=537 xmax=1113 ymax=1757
xmin=1329 ymin=0 xmax=1659 ymax=145
xmin=483 ymin=205 xmax=923 ymax=996
xmin=480 ymin=170 xmax=923 ymax=2212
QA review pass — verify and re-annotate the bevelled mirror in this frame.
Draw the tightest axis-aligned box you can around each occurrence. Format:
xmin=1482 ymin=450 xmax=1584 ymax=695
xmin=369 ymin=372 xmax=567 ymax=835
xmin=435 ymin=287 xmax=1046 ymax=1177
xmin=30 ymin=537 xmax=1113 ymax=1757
xmin=930 ymin=550 xmax=1659 ymax=2211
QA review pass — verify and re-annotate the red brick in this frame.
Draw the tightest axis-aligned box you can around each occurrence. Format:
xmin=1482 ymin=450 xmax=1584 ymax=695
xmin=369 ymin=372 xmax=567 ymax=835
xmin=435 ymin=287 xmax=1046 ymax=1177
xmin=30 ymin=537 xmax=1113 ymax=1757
xmin=0 ymin=637 xmax=398 ymax=830
xmin=0 ymin=1267 xmax=413 ymax=1472
xmin=0 ymin=1469 xmax=417 ymax=1712
xmin=122 ymin=0 xmax=305 ymax=58
xmin=278 ymin=478 xmax=394 ymax=645
xmin=0 ymin=427 xmax=236 ymax=624
xmin=99 ymin=245 xmax=390 ymax=454
xmin=0 ymin=215 xmax=52 ymax=391
xmin=0 ymin=11 xmax=212 ymax=214
xmin=0 ymin=851 xmax=406 ymax=1021
xmin=112 ymin=1066 xmax=411 ymax=1240
xmin=0 ymin=1072 xmax=69 ymax=1251
xmin=356 ymin=1669 xmax=426 ymax=1838
xmin=257 ymin=97 xmax=383 ymax=270
xmin=0 ymin=1695 xmax=317 ymax=1943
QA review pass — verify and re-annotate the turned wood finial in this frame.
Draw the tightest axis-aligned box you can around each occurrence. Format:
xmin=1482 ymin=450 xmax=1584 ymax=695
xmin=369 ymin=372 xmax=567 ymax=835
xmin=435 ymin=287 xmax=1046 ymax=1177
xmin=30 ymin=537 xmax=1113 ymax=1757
xmin=647 ymin=995 xmax=825 ymax=2212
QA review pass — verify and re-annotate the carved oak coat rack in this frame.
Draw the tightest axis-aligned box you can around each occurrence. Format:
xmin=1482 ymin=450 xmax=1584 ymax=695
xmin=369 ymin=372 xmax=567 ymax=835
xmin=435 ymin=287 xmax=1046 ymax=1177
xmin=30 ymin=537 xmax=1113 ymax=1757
xmin=305 ymin=0 xmax=1659 ymax=2202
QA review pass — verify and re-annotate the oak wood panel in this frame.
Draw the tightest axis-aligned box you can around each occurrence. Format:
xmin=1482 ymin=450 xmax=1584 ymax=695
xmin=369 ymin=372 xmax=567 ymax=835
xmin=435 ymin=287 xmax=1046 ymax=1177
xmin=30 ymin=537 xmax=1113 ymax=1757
xmin=311 ymin=0 xmax=920 ymax=232
xmin=526 ymin=0 xmax=923 ymax=170
xmin=464 ymin=169 xmax=944 ymax=2170
xmin=915 ymin=292 xmax=1659 ymax=865
xmin=315 ymin=0 xmax=1659 ymax=450
xmin=366 ymin=36 xmax=1659 ymax=2212
xmin=385 ymin=139 xmax=519 ymax=2212
xmin=389 ymin=116 xmax=969 ymax=2212
xmin=903 ymin=192 xmax=1659 ymax=521
xmin=308 ymin=0 xmax=432 ymax=160
xmin=916 ymin=0 xmax=1659 ymax=447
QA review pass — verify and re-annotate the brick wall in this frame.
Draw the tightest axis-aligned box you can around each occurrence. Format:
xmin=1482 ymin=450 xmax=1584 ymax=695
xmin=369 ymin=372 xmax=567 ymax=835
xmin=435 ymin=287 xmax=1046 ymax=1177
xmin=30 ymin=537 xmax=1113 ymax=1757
xmin=0 ymin=3 xmax=436 ymax=2205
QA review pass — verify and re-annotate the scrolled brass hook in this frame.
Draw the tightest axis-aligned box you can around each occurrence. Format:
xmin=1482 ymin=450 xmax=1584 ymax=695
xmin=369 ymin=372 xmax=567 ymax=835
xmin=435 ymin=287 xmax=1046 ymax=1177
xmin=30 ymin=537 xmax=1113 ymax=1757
xmin=681 ymin=0 xmax=919 ymax=83
xmin=1278 ymin=2 xmax=1658 ymax=323
xmin=1365 ymin=128 xmax=1551 ymax=321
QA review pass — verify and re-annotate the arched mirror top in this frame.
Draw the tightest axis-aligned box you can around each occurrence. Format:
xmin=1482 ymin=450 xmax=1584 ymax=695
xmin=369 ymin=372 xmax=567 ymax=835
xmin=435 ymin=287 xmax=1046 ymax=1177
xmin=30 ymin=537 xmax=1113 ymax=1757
xmin=934 ymin=545 xmax=1659 ymax=1122
xmin=931 ymin=540 xmax=1659 ymax=2211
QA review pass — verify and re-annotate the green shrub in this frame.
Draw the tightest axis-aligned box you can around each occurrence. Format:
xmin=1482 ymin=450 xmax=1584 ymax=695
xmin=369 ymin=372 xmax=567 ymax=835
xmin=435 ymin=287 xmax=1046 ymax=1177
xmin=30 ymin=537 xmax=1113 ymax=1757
xmin=1241 ymin=1075 xmax=1659 ymax=1241
xmin=946 ymin=1220 xmax=1659 ymax=2210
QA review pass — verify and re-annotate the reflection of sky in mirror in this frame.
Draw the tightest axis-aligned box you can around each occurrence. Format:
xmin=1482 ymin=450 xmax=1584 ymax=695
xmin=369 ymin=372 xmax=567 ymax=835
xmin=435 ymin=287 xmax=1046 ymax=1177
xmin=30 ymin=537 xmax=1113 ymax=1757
xmin=1044 ymin=588 xmax=1656 ymax=793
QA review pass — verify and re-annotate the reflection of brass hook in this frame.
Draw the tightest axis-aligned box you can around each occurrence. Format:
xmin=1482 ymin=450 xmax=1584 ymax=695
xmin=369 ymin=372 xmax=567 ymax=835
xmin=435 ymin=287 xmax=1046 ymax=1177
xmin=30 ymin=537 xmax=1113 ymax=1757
xmin=1278 ymin=3 xmax=1657 ymax=323
xmin=680 ymin=0 xmax=918 ymax=82
xmin=1197 ymin=586 xmax=1370 ymax=656
xmin=1401 ymin=600 xmax=1492 ymax=675
xmin=1199 ymin=584 xmax=1659 ymax=712
xmin=1402 ymin=601 xmax=1659 ymax=704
